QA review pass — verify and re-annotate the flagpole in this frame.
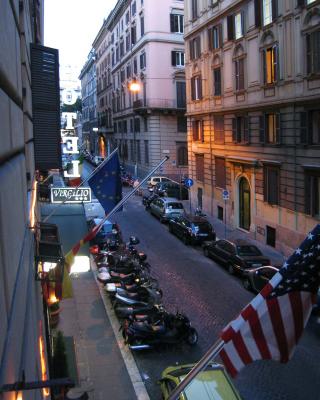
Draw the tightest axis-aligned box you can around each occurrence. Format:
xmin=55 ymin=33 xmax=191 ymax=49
xmin=43 ymin=148 xmax=119 ymax=222
xmin=167 ymin=339 xmax=225 ymax=400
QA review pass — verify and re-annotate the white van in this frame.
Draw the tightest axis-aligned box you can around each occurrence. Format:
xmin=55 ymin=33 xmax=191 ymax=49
xmin=147 ymin=176 xmax=172 ymax=191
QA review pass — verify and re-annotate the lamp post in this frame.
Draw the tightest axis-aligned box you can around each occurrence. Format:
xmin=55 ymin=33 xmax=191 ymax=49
xmin=129 ymin=79 xmax=140 ymax=177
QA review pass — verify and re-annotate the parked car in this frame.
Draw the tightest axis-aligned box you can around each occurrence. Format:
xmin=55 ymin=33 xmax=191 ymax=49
xmin=93 ymin=155 xmax=104 ymax=166
xmin=203 ymin=239 xmax=271 ymax=275
xmin=168 ymin=214 xmax=216 ymax=245
xmin=87 ymin=218 xmax=122 ymax=246
xmin=142 ymin=193 xmax=159 ymax=208
xmin=242 ymin=265 xmax=279 ymax=293
xmin=159 ymin=362 xmax=242 ymax=400
xmin=148 ymin=197 xmax=185 ymax=223
xmin=153 ymin=181 xmax=189 ymax=200
xmin=147 ymin=176 xmax=172 ymax=191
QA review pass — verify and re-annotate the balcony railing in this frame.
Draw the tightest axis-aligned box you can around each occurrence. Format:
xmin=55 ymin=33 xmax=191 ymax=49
xmin=133 ymin=98 xmax=186 ymax=110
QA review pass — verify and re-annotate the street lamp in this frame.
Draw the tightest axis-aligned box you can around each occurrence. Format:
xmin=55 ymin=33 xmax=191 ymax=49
xmin=129 ymin=79 xmax=141 ymax=177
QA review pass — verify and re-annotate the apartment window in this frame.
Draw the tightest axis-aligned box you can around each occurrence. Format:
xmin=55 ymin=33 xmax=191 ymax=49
xmin=191 ymin=0 xmax=198 ymax=19
xmin=177 ymin=116 xmax=187 ymax=132
xmin=136 ymin=140 xmax=141 ymax=162
xmin=176 ymin=81 xmax=186 ymax=108
xmin=116 ymin=45 xmax=120 ymax=62
xmin=126 ymin=32 xmax=131 ymax=52
xmin=131 ymin=25 xmax=137 ymax=45
xmin=300 ymin=110 xmax=320 ymax=144
xmin=259 ymin=113 xmax=280 ymax=144
xmin=177 ymin=142 xmax=188 ymax=166
xmin=126 ymin=11 xmax=130 ymax=24
xmin=140 ymin=15 xmax=145 ymax=36
xmin=262 ymin=0 xmax=272 ymax=25
xmin=227 ymin=12 xmax=244 ymax=40
xmin=305 ymin=170 xmax=320 ymax=216
xmin=213 ymin=67 xmax=221 ymax=96
xmin=134 ymin=117 xmax=140 ymax=132
xmin=133 ymin=57 xmax=138 ymax=74
xmin=120 ymin=41 xmax=124 ymax=58
xmin=264 ymin=165 xmax=280 ymax=205
xmin=144 ymin=140 xmax=149 ymax=164
xmin=130 ymin=140 xmax=134 ymax=160
xmin=189 ymin=36 xmax=201 ymax=60
xmin=140 ymin=52 xmax=146 ymax=69
xmin=263 ymin=45 xmax=278 ymax=84
xmin=232 ymin=116 xmax=249 ymax=143
xmin=170 ymin=14 xmax=184 ymax=33
xmin=214 ymin=116 xmax=224 ymax=143
xmin=132 ymin=1 xmax=136 ymax=16
xmin=306 ymin=31 xmax=320 ymax=75
xmin=171 ymin=51 xmax=185 ymax=67
xmin=192 ymin=120 xmax=204 ymax=142
xmin=208 ymin=25 xmax=222 ymax=50
xmin=195 ymin=154 xmax=204 ymax=182
xmin=215 ymin=157 xmax=226 ymax=188
xmin=126 ymin=63 xmax=131 ymax=79
xmin=143 ymin=117 xmax=148 ymax=132
xmin=120 ymin=69 xmax=125 ymax=83
xmin=235 ymin=58 xmax=245 ymax=91
xmin=191 ymin=76 xmax=202 ymax=100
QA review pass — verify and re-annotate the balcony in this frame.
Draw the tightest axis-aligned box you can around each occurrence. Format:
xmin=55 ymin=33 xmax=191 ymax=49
xmin=132 ymin=98 xmax=186 ymax=113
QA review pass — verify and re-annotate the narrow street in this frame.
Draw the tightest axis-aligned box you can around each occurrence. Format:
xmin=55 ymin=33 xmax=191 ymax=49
xmin=83 ymin=162 xmax=320 ymax=400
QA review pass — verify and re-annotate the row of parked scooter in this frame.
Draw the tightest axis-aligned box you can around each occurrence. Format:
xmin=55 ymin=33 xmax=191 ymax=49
xmin=90 ymin=237 xmax=198 ymax=350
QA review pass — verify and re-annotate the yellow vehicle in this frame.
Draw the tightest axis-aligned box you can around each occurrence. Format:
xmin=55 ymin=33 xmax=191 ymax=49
xmin=159 ymin=363 xmax=242 ymax=400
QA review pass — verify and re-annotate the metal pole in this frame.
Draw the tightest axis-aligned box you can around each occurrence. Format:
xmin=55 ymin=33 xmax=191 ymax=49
xmin=133 ymin=115 xmax=137 ymax=177
xmin=43 ymin=148 xmax=119 ymax=222
xmin=225 ymin=199 xmax=227 ymax=239
xmin=189 ymin=188 xmax=191 ymax=214
xmin=168 ymin=339 xmax=225 ymax=400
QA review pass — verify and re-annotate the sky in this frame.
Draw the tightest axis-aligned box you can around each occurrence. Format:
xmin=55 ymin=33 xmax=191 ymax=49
xmin=44 ymin=0 xmax=117 ymax=79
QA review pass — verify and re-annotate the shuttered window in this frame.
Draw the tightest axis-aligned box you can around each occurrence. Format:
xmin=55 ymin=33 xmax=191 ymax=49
xmin=31 ymin=44 xmax=61 ymax=170
xmin=306 ymin=31 xmax=320 ymax=75
xmin=208 ymin=25 xmax=222 ymax=50
xmin=171 ymin=51 xmax=185 ymax=67
xmin=235 ymin=58 xmax=245 ymax=91
xmin=305 ymin=171 xmax=320 ymax=216
xmin=213 ymin=68 xmax=221 ymax=96
xmin=195 ymin=154 xmax=204 ymax=182
xmin=170 ymin=14 xmax=184 ymax=33
xmin=189 ymin=36 xmax=201 ymax=60
xmin=259 ymin=113 xmax=280 ymax=144
xmin=192 ymin=120 xmax=204 ymax=142
xmin=215 ymin=157 xmax=226 ymax=188
xmin=264 ymin=165 xmax=280 ymax=205
xmin=214 ymin=116 xmax=225 ymax=143
xmin=177 ymin=142 xmax=188 ymax=166
xmin=191 ymin=76 xmax=202 ymax=100
xmin=263 ymin=45 xmax=278 ymax=84
xmin=232 ymin=116 xmax=249 ymax=143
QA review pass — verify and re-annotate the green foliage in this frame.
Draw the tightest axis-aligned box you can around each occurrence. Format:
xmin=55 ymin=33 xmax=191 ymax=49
xmin=53 ymin=331 xmax=69 ymax=378
xmin=49 ymin=302 xmax=60 ymax=312
xmin=61 ymin=97 xmax=82 ymax=113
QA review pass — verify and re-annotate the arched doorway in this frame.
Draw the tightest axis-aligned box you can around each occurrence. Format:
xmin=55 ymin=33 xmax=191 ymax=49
xmin=239 ymin=177 xmax=250 ymax=231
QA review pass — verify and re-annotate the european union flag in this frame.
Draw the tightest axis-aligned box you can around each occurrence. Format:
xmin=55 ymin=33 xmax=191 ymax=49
xmin=88 ymin=152 xmax=122 ymax=214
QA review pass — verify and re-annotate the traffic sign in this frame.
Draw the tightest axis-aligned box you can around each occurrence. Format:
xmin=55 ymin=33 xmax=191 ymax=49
xmin=222 ymin=189 xmax=229 ymax=200
xmin=184 ymin=178 xmax=194 ymax=188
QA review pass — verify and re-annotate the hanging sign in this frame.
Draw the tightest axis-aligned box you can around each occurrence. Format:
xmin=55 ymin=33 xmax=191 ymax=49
xmin=62 ymin=136 xmax=80 ymax=178
xmin=51 ymin=187 xmax=92 ymax=203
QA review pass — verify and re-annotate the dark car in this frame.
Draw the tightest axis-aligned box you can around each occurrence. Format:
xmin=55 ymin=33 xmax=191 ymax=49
xmin=87 ymin=218 xmax=122 ymax=246
xmin=153 ymin=181 xmax=189 ymax=200
xmin=242 ymin=266 xmax=279 ymax=293
xmin=168 ymin=214 xmax=216 ymax=245
xmin=203 ymin=239 xmax=271 ymax=275
xmin=142 ymin=193 xmax=159 ymax=209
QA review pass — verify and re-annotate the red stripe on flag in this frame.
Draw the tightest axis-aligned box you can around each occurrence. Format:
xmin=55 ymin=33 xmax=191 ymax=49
xmin=260 ymin=282 xmax=273 ymax=299
xmin=219 ymin=348 xmax=238 ymax=378
xmin=221 ymin=326 xmax=236 ymax=342
xmin=232 ymin=331 xmax=253 ymax=365
xmin=289 ymin=292 xmax=304 ymax=344
xmin=72 ymin=243 xmax=81 ymax=255
xmin=267 ymin=297 xmax=289 ymax=362
xmin=242 ymin=304 xmax=272 ymax=360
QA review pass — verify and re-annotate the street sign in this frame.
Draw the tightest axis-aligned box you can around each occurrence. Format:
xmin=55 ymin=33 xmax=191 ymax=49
xmin=222 ymin=189 xmax=229 ymax=200
xmin=51 ymin=187 xmax=92 ymax=203
xmin=184 ymin=178 xmax=194 ymax=188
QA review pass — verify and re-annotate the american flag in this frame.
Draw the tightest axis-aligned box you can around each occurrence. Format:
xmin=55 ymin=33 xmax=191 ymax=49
xmin=219 ymin=225 xmax=320 ymax=378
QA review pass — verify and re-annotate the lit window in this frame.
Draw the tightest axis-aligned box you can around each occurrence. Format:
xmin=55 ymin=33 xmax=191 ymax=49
xmin=235 ymin=12 xmax=243 ymax=39
xmin=263 ymin=46 xmax=278 ymax=84
xmin=263 ymin=0 xmax=272 ymax=25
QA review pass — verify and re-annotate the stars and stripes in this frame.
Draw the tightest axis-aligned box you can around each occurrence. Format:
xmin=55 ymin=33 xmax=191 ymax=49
xmin=219 ymin=224 xmax=320 ymax=378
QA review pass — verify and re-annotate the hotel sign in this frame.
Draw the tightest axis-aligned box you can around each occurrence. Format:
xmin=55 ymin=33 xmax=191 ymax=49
xmin=51 ymin=188 xmax=92 ymax=203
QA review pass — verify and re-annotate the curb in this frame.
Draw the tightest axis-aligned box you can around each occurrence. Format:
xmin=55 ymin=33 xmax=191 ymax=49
xmin=91 ymin=258 xmax=150 ymax=400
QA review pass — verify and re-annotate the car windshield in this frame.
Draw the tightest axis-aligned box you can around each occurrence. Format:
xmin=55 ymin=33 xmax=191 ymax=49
xmin=237 ymin=245 xmax=262 ymax=256
xmin=194 ymin=222 xmax=212 ymax=231
xmin=168 ymin=203 xmax=184 ymax=209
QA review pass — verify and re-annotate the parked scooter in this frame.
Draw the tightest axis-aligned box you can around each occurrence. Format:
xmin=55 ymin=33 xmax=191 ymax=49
xmin=122 ymin=311 xmax=198 ymax=350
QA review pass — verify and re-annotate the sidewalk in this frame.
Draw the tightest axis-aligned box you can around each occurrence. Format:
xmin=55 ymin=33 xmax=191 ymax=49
xmin=43 ymin=172 xmax=146 ymax=400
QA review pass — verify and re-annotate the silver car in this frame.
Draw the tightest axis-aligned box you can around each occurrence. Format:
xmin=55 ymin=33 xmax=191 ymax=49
xmin=149 ymin=197 xmax=185 ymax=223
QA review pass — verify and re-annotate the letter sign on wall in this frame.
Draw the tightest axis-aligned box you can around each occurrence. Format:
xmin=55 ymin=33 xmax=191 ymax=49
xmin=62 ymin=136 xmax=80 ymax=178
xmin=51 ymin=188 xmax=92 ymax=203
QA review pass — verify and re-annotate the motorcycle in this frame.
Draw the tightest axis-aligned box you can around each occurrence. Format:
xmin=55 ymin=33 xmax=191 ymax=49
xmin=122 ymin=311 xmax=198 ymax=350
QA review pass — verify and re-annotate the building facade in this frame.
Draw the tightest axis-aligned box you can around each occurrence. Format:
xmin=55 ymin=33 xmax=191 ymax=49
xmin=0 ymin=1 xmax=57 ymax=398
xmin=101 ymin=0 xmax=188 ymax=179
xmin=79 ymin=50 xmax=98 ymax=155
xmin=184 ymin=0 xmax=320 ymax=255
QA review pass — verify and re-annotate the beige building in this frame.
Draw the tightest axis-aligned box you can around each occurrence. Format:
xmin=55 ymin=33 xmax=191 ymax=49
xmin=184 ymin=0 xmax=320 ymax=255
xmin=95 ymin=0 xmax=188 ymax=179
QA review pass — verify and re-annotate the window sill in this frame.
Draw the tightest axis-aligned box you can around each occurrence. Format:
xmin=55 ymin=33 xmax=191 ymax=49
xmin=262 ymin=83 xmax=277 ymax=88
xmin=234 ymin=89 xmax=246 ymax=95
xmin=306 ymin=73 xmax=320 ymax=81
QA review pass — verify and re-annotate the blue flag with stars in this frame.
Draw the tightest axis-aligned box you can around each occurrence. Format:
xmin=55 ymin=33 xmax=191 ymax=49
xmin=88 ymin=152 xmax=122 ymax=214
